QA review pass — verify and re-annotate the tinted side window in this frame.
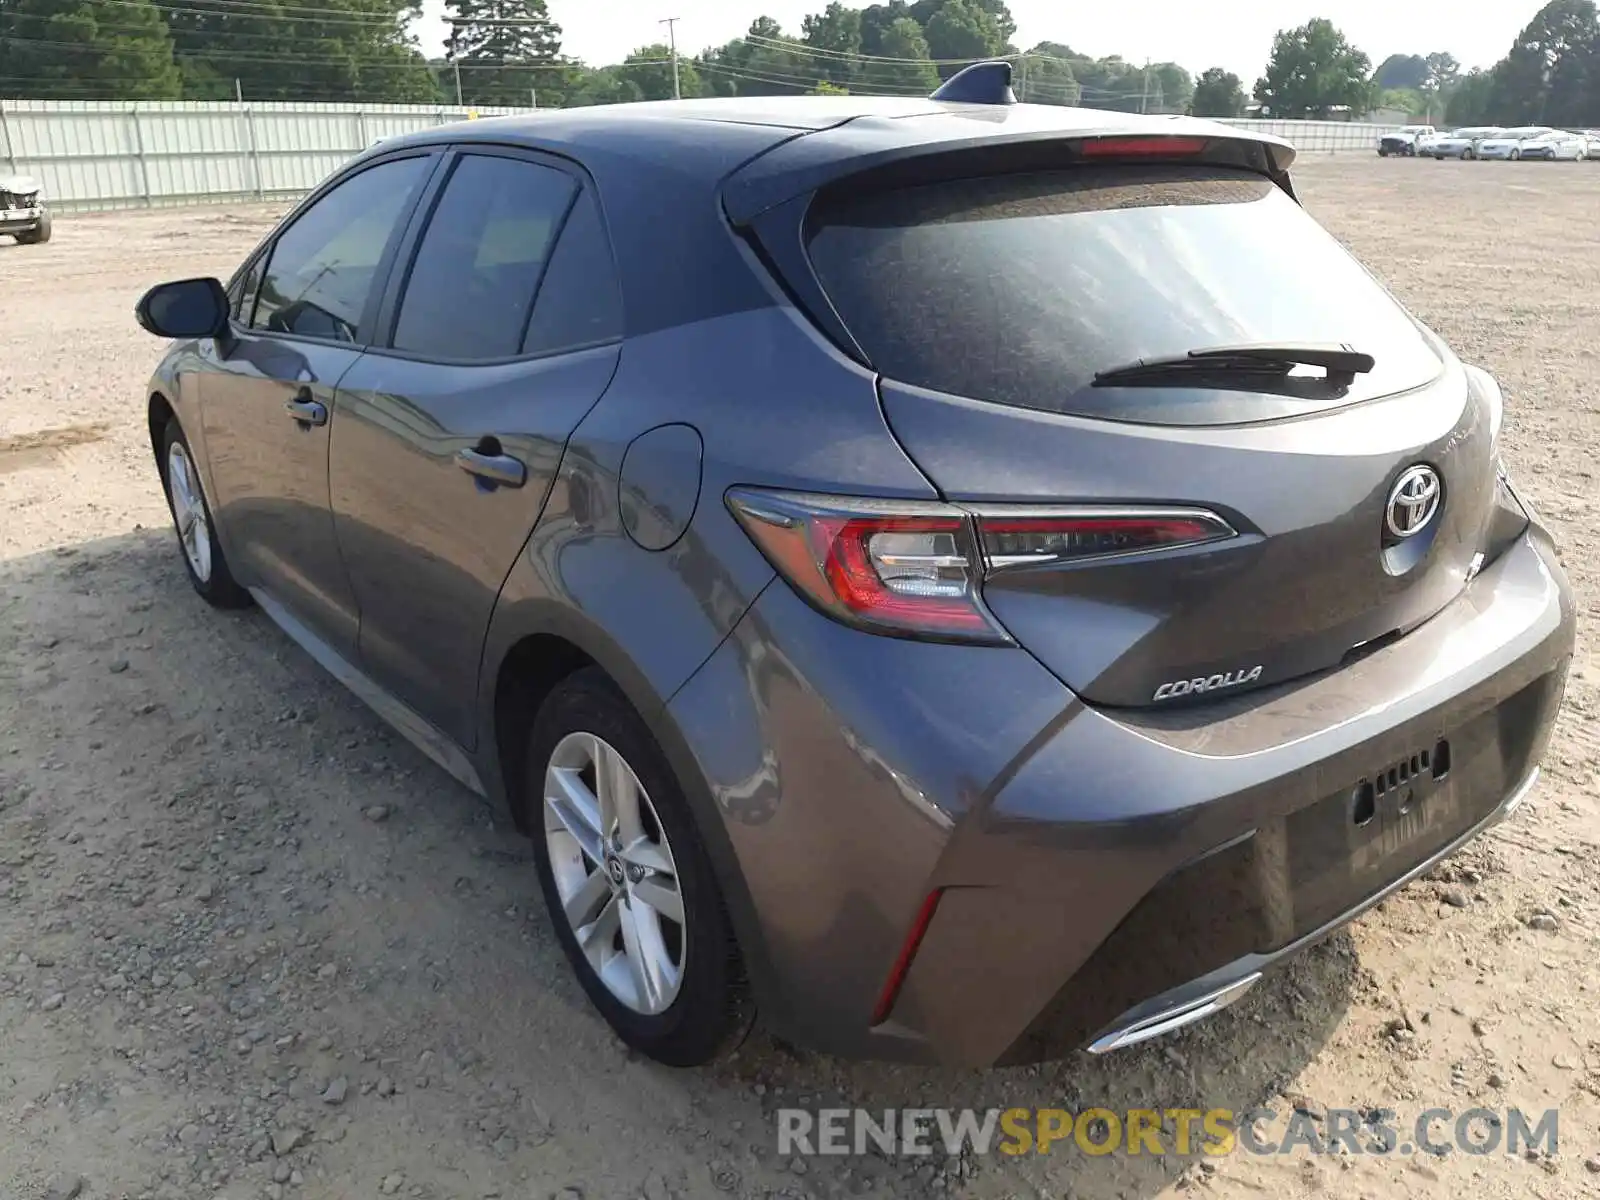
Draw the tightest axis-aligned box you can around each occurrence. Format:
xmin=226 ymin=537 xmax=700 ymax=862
xmin=391 ymin=155 xmax=576 ymax=361
xmin=521 ymin=190 xmax=624 ymax=356
xmin=254 ymin=156 xmax=431 ymax=343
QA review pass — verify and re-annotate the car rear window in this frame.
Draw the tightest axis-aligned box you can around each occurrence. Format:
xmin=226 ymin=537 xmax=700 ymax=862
xmin=805 ymin=165 xmax=1443 ymax=426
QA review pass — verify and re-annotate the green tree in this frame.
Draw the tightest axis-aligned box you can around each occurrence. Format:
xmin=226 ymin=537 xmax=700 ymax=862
xmin=859 ymin=0 xmax=912 ymax=57
xmin=923 ymin=0 xmax=1006 ymax=78
xmin=1254 ymin=18 xmax=1374 ymax=118
xmin=617 ymin=43 xmax=701 ymax=100
xmin=1189 ymin=67 xmax=1246 ymax=117
xmin=801 ymin=2 xmax=862 ymax=88
xmin=1017 ymin=44 xmax=1079 ymax=105
xmin=565 ymin=65 xmax=643 ymax=106
xmin=910 ymin=0 xmax=1015 ymax=45
xmin=1487 ymin=0 xmax=1598 ymax=124
xmin=1444 ymin=67 xmax=1495 ymax=124
xmin=745 ymin=35 xmax=817 ymax=94
xmin=695 ymin=16 xmax=803 ymax=96
xmin=0 ymin=0 xmax=181 ymax=99
xmin=1376 ymin=87 xmax=1425 ymax=115
xmin=860 ymin=17 xmax=939 ymax=93
xmin=1073 ymin=54 xmax=1145 ymax=110
xmin=1372 ymin=53 xmax=1427 ymax=91
xmin=444 ymin=0 xmax=563 ymax=106
xmin=157 ymin=0 xmax=437 ymax=104
xmin=1151 ymin=63 xmax=1194 ymax=113
xmin=1423 ymin=51 xmax=1460 ymax=95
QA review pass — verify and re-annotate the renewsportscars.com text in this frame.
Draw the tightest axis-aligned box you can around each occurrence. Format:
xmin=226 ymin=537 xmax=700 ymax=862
xmin=777 ymin=1106 xmax=1559 ymax=1159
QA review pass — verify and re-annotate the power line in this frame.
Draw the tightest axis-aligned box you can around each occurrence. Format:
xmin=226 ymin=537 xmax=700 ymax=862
xmin=0 ymin=31 xmax=594 ymax=70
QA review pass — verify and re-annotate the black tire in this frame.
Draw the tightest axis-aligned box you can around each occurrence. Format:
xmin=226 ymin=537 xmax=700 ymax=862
xmin=16 ymin=211 xmax=51 ymax=245
xmin=159 ymin=417 xmax=252 ymax=609
xmin=526 ymin=667 xmax=754 ymax=1066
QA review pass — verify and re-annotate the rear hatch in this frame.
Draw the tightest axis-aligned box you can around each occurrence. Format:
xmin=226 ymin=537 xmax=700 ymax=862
xmin=785 ymin=150 xmax=1503 ymax=708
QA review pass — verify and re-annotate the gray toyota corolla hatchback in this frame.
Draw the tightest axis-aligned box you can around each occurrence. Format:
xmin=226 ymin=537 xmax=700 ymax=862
xmin=135 ymin=68 xmax=1574 ymax=1069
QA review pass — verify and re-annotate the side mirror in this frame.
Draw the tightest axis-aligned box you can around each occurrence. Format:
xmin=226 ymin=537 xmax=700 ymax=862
xmin=136 ymin=277 xmax=229 ymax=339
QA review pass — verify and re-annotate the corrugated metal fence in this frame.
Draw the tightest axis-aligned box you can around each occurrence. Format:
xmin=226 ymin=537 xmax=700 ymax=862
xmin=1221 ymin=119 xmax=1401 ymax=153
xmin=0 ymin=99 xmax=530 ymax=212
xmin=0 ymin=99 xmax=1401 ymax=214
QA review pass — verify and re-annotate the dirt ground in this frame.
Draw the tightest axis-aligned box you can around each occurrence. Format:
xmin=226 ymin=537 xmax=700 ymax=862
xmin=1 ymin=155 xmax=1597 ymax=1200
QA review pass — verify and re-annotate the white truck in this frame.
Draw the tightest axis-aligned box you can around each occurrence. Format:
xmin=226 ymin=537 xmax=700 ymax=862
xmin=1377 ymin=125 xmax=1437 ymax=157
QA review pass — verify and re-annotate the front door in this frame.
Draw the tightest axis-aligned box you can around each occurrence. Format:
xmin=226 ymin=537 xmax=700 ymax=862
xmin=329 ymin=149 xmax=625 ymax=746
xmin=200 ymin=152 xmax=437 ymax=657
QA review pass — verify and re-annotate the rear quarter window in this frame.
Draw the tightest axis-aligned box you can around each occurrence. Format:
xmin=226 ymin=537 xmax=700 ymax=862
xmin=805 ymin=165 xmax=1443 ymax=427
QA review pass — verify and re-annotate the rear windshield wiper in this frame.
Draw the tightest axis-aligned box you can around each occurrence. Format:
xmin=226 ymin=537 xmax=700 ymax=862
xmin=1093 ymin=343 xmax=1376 ymax=389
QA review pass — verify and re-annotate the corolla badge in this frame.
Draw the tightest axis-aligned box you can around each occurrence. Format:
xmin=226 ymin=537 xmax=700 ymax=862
xmin=1153 ymin=666 xmax=1263 ymax=702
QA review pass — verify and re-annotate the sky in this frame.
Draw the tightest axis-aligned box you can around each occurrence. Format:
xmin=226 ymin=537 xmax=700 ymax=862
xmin=416 ymin=1 xmax=1536 ymax=81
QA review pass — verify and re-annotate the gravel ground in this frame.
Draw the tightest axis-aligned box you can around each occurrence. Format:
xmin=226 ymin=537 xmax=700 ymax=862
xmin=1 ymin=156 xmax=1598 ymax=1200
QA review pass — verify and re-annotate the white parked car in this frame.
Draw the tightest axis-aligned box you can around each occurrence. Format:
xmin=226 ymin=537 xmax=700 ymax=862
xmin=0 ymin=172 xmax=50 ymax=244
xmin=1476 ymin=126 xmax=1556 ymax=160
xmin=1517 ymin=131 xmax=1589 ymax=160
xmin=1424 ymin=127 xmax=1504 ymax=159
xmin=1578 ymin=130 xmax=1600 ymax=159
xmin=1377 ymin=124 xmax=1436 ymax=156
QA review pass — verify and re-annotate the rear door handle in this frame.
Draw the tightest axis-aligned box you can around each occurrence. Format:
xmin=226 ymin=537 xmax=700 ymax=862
xmin=285 ymin=393 xmax=327 ymax=427
xmin=456 ymin=444 xmax=527 ymax=489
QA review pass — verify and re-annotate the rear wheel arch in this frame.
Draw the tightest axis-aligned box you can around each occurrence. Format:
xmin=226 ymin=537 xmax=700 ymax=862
xmin=492 ymin=631 xmax=597 ymax=832
xmin=483 ymin=607 xmax=783 ymax=1022
xmin=149 ymin=392 xmax=176 ymax=471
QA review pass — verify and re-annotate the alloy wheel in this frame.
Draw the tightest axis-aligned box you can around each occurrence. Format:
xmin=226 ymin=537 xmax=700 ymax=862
xmin=543 ymin=731 xmax=686 ymax=1015
xmin=166 ymin=441 xmax=213 ymax=583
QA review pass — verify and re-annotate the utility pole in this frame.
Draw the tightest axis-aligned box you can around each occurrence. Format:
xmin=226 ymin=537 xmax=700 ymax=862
xmin=453 ymin=60 xmax=464 ymax=107
xmin=1139 ymin=58 xmax=1151 ymax=113
xmin=1017 ymin=55 xmax=1027 ymax=102
xmin=660 ymin=16 xmax=681 ymax=100
xmin=530 ymin=88 xmax=537 ymax=110
xmin=234 ymin=78 xmax=243 ymax=103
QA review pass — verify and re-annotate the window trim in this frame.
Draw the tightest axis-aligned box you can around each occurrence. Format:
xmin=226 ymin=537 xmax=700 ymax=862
xmin=231 ymin=149 xmax=444 ymax=350
xmin=365 ymin=144 xmax=625 ymax=368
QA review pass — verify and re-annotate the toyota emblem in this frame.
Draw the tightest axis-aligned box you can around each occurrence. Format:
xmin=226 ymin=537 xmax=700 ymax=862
xmin=1385 ymin=465 xmax=1442 ymax=539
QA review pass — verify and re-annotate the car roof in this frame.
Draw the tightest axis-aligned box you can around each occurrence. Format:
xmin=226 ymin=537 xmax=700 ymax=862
xmin=370 ymin=96 xmax=1295 ymax=220
xmin=353 ymin=98 xmax=1296 ymax=336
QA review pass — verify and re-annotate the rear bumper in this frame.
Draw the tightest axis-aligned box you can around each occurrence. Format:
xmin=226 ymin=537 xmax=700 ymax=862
xmin=1082 ymin=764 xmax=1541 ymax=1054
xmin=0 ymin=208 xmax=41 ymax=232
xmin=668 ymin=527 xmax=1574 ymax=1066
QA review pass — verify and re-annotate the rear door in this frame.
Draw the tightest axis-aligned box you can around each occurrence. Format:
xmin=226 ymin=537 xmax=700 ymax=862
xmin=200 ymin=151 xmax=436 ymax=657
xmin=329 ymin=147 xmax=624 ymax=747
xmin=800 ymin=158 xmax=1500 ymax=708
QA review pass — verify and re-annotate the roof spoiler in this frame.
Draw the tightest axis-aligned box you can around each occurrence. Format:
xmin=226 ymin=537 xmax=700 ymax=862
xmin=723 ymin=127 xmax=1299 ymax=226
xmin=930 ymin=61 xmax=1016 ymax=106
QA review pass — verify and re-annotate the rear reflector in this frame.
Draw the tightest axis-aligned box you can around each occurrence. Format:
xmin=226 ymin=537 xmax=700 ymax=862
xmin=870 ymin=888 xmax=944 ymax=1026
xmin=726 ymin=489 xmax=1236 ymax=644
xmin=1079 ymin=135 xmax=1210 ymax=158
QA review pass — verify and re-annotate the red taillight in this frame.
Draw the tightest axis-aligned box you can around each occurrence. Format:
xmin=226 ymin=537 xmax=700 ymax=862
xmin=725 ymin=490 xmax=1236 ymax=643
xmin=725 ymin=490 xmax=1008 ymax=642
xmin=1079 ymin=135 xmax=1210 ymax=158
xmin=977 ymin=508 xmax=1235 ymax=571
xmin=870 ymin=888 xmax=943 ymax=1026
